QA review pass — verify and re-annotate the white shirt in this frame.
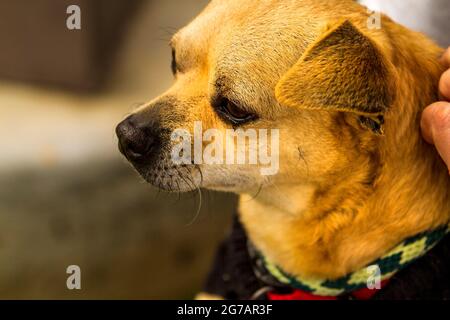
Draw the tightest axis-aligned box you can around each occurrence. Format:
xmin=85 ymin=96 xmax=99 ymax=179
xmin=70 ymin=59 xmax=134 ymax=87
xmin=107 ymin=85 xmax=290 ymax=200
xmin=360 ymin=0 xmax=449 ymax=47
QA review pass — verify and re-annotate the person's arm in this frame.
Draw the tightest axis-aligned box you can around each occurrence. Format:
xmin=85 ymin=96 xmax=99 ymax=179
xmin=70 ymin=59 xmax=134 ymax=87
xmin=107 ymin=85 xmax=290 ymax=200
xmin=421 ymin=48 xmax=450 ymax=173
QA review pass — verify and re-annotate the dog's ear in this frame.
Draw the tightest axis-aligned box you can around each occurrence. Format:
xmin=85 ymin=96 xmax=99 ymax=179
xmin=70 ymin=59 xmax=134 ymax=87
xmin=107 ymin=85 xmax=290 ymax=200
xmin=275 ymin=20 xmax=393 ymax=118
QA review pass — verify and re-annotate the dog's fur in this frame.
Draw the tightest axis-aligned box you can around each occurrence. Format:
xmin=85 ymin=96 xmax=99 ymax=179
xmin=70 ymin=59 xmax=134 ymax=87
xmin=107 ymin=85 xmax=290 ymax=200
xmin=117 ymin=0 xmax=450 ymax=297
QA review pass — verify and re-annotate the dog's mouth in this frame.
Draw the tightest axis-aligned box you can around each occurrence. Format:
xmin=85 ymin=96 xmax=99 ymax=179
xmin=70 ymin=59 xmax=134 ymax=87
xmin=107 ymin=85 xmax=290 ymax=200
xmin=133 ymin=159 xmax=203 ymax=193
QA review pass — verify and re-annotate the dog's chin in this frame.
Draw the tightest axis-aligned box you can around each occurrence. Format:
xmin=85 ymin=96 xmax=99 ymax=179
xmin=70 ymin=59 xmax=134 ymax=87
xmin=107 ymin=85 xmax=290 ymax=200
xmin=130 ymin=159 xmax=267 ymax=194
xmin=133 ymin=163 xmax=203 ymax=193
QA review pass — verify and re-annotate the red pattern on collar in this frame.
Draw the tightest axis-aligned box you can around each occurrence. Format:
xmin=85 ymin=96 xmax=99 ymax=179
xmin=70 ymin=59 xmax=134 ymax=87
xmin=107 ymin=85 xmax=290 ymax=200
xmin=267 ymin=280 xmax=390 ymax=300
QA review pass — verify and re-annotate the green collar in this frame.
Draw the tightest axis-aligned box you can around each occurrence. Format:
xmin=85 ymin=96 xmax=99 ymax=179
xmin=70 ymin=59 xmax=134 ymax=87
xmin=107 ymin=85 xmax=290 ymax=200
xmin=258 ymin=223 xmax=450 ymax=296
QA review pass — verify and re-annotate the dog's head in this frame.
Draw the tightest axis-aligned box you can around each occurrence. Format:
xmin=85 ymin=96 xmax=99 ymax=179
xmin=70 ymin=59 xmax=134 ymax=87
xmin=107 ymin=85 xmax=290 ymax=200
xmin=116 ymin=0 xmax=402 ymax=195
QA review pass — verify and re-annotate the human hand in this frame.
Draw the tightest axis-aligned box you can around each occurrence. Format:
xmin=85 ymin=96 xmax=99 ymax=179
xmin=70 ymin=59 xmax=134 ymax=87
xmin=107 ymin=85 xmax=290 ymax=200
xmin=421 ymin=47 xmax=450 ymax=173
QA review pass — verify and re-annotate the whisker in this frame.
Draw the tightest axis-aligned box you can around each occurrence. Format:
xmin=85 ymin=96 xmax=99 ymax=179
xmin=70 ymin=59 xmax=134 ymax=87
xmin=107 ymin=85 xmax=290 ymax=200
xmin=298 ymin=146 xmax=310 ymax=179
xmin=180 ymin=166 xmax=196 ymax=192
xmin=243 ymin=183 xmax=263 ymax=202
xmin=175 ymin=179 xmax=181 ymax=201
xmin=194 ymin=165 xmax=204 ymax=187
xmin=185 ymin=187 xmax=203 ymax=227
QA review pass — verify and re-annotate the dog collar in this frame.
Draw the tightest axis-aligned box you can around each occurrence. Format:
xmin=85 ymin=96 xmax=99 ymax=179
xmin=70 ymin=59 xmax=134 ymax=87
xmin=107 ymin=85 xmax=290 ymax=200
xmin=249 ymin=222 xmax=450 ymax=299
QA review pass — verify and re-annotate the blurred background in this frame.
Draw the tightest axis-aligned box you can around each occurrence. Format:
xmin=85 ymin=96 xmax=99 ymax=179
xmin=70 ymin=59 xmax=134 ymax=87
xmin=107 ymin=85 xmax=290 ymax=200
xmin=1 ymin=0 xmax=447 ymax=301
xmin=0 ymin=0 xmax=236 ymax=299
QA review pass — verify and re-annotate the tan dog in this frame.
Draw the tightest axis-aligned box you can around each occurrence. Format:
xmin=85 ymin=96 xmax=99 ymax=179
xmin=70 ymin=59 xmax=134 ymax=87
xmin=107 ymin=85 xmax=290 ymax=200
xmin=116 ymin=0 xmax=450 ymax=297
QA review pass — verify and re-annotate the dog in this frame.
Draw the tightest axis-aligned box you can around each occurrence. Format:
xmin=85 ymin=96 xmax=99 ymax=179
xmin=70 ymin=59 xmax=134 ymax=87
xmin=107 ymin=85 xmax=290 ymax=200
xmin=116 ymin=0 xmax=450 ymax=299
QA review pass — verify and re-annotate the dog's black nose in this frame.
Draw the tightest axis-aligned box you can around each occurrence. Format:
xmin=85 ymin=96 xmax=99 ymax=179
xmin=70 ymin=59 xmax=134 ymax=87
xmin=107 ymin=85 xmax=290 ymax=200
xmin=116 ymin=115 xmax=157 ymax=162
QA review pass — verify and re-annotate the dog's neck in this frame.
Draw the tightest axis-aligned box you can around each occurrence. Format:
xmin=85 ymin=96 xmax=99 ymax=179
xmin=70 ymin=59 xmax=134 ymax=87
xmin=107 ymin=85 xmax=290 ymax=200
xmin=240 ymin=141 xmax=450 ymax=279
xmin=239 ymin=28 xmax=450 ymax=280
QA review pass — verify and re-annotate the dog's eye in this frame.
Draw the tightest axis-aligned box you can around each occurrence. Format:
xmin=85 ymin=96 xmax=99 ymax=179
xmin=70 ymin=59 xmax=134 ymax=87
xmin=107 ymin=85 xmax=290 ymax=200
xmin=216 ymin=98 xmax=257 ymax=125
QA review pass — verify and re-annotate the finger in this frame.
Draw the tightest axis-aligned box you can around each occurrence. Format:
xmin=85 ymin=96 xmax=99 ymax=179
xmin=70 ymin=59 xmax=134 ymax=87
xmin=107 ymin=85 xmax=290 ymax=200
xmin=439 ymin=47 xmax=450 ymax=68
xmin=439 ymin=68 xmax=450 ymax=101
xmin=421 ymin=102 xmax=450 ymax=172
